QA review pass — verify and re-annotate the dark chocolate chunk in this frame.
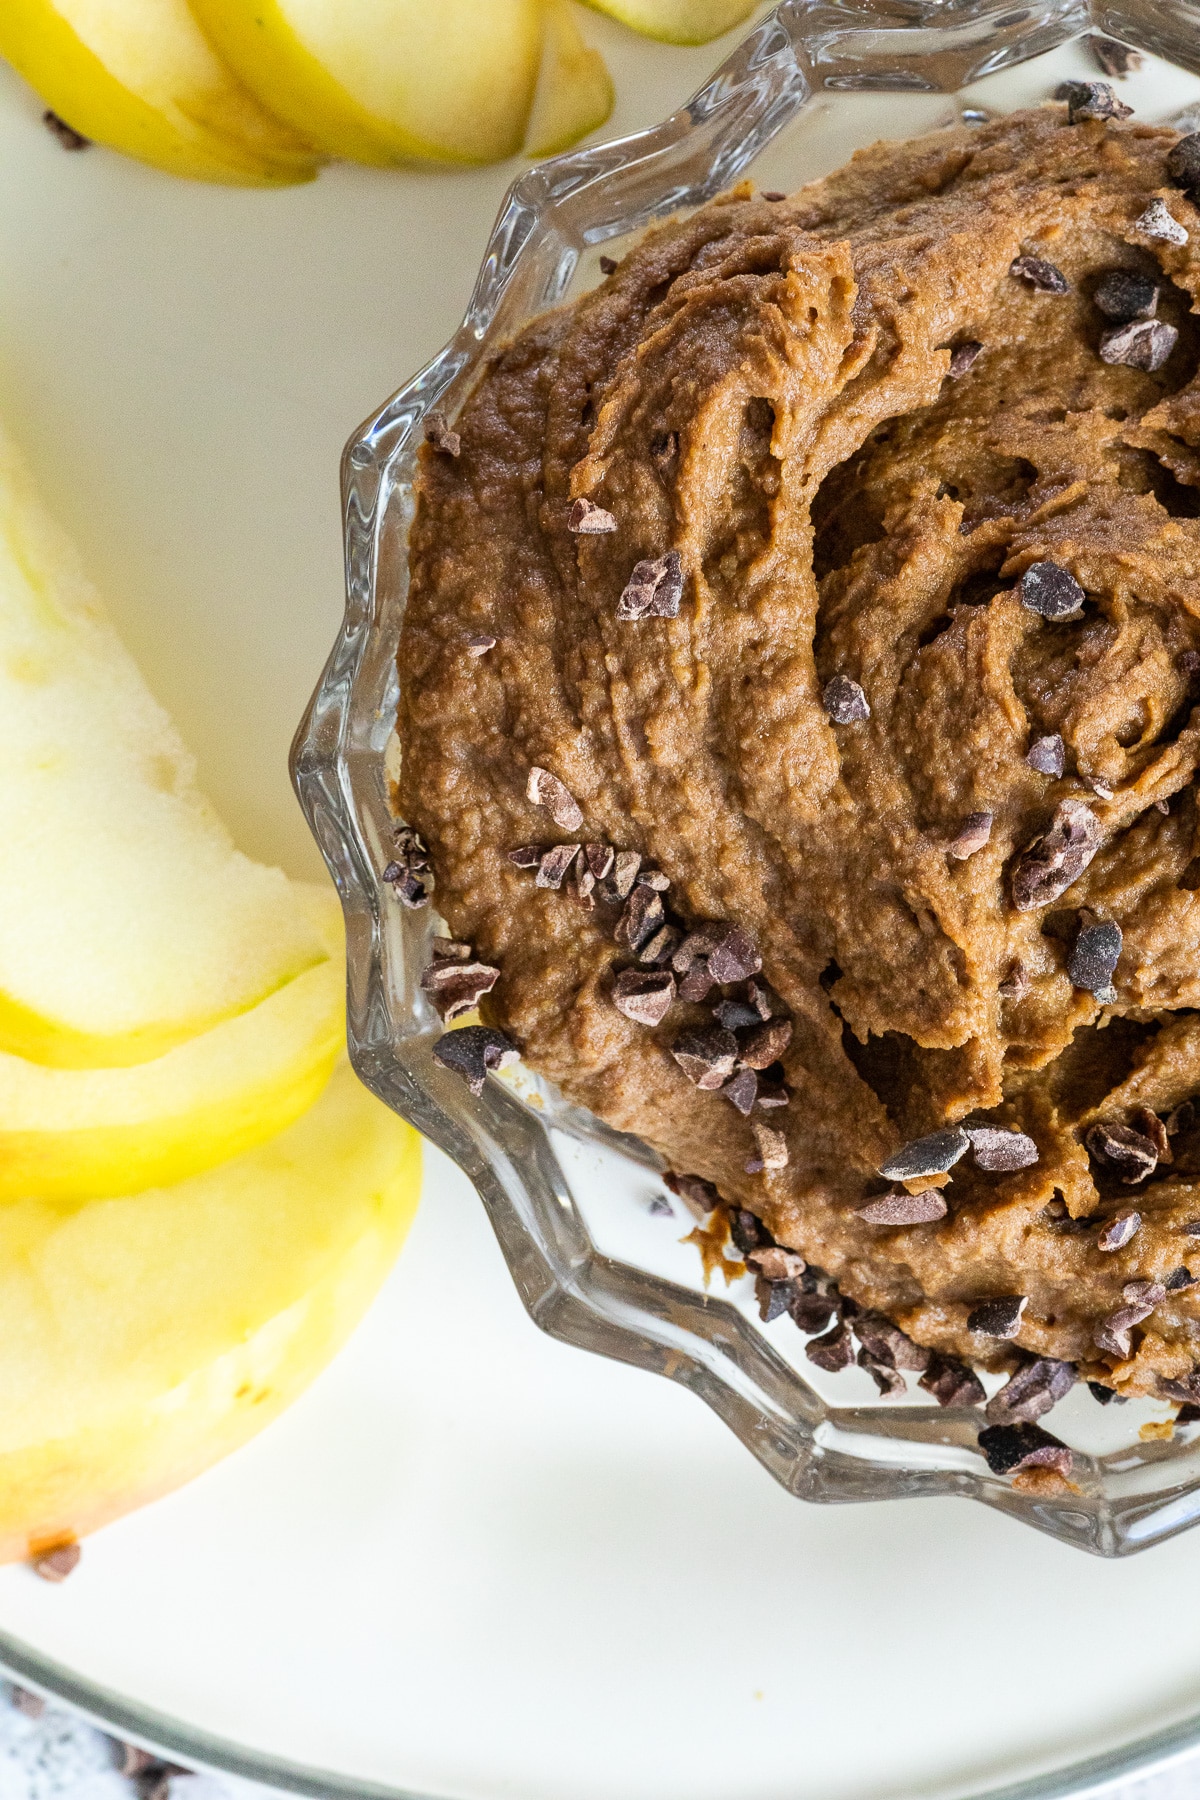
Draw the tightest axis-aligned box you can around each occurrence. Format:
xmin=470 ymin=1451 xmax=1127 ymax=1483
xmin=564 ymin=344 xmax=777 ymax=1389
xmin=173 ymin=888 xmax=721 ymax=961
xmin=948 ymin=811 xmax=993 ymax=859
xmin=823 ymin=673 xmax=870 ymax=723
xmin=855 ymin=1189 xmax=948 ymax=1225
xmin=382 ymin=824 xmax=434 ymax=908
xmin=1010 ymin=799 xmax=1102 ymax=910
xmin=614 ymin=884 xmax=666 ymax=952
xmin=1088 ymin=1121 xmax=1158 ymax=1183
xmin=671 ymin=1026 xmax=739 ymax=1090
xmin=432 ymin=1026 xmax=519 ymax=1095
xmin=1088 ymin=34 xmax=1141 ymax=76
xmin=858 ymin=1347 xmax=906 ymax=1396
xmin=730 ymin=1207 xmax=773 ymax=1254
xmin=43 ymin=111 xmax=89 ymax=150
xmin=567 ymin=497 xmax=617 ymax=534
xmin=1055 ymin=79 xmax=1132 ymax=123
xmin=978 ymin=1422 xmax=1073 ymax=1479
xmin=508 ymin=844 xmax=544 ymax=869
xmin=968 ymin=1294 xmax=1028 ymax=1339
xmin=966 ymin=1126 xmax=1039 ymax=1171
xmin=616 ymin=549 xmax=684 ymax=619
xmin=1099 ymin=318 xmax=1178 ymax=371
xmin=664 ymin=1170 xmax=721 ymax=1219
xmin=420 ymin=956 xmax=500 ymax=1022
xmin=1026 ymin=733 xmax=1066 ymax=776
xmin=535 ymin=843 xmax=581 ymax=889
xmin=723 ymin=1067 xmax=758 ymax=1115
xmin=1168 ymin=132 xmax=1200 ymax=193
xmin=756 ymin=1276 xmax=794 ymax=1323
xmin=1097 ymin=1206 xmax=1142 ymax=1249
xmin=879 ymin=1126 xmax=969 ymax=1181
xmin=1136 ymin=199 xmax=1188 ymax=245
xmin=738 ymin=1015 xmax=793 ymax=1069
xmin=1019 ymin=560 xmax=1085 ymax=619
xmin=599 ymin=255 xmax=618 ymax=275
xmin=707 ymin=925 xmax=763 ymax=983
xmin=1069 ymin=917 xmax=1122 ymax=998
xmin=612 ymin=967 xmax=676 ymax=1026
xmin=948 ymin=340 xmax=983 ymax=378
xmin=985 ymin=1356 xmax=1076 ymax=1424
xmin=789 ymin=1290 xmax=838 ymax=1334
xmin=919 ymin=1352 xmax=986 ymax=1408
xmin=527 ymin=766 xmax=584 ymax=831
xmin=1093 ymin=268 xmax=1158 ymax=322
xmin=1010 ymin=255 xmax=1069 ymax=294
xmin=806 ymin=1321 xmax=855 ymax=1372
xmin=424 ymin=412 xmax=461 ymax=457
xmin=854 ymin=1311 xmax=931 ymax=1371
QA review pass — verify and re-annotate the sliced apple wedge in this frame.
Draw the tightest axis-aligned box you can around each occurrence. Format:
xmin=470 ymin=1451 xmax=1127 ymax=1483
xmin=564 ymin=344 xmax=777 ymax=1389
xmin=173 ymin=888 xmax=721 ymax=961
xmin=0 ymin=0 xmax=320 ymax=185
xmin=0 ymin=1060 xmax=420 ymax=1563
xmin=524 ymin=0 xmax=613 ymax=157
xmin=0 ymin=426 xmax=331 ymax=1069
xmin=579 ymin=0 xmax=757 ymax=44
xmin=0 ymin=884 xmax=349 ymax=1202
xmin=188 ymin=0 xmax=545 ymax=166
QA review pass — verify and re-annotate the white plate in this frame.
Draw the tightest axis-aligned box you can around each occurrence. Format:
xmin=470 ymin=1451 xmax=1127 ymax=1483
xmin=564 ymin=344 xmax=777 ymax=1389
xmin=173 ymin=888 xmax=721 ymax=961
xmin=5 ymin=19 xmax=1200 ymax=1800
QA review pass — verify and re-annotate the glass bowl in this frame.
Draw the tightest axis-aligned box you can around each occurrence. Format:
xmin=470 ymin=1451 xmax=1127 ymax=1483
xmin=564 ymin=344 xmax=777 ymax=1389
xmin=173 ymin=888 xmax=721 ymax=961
xmin=292 ymin=0 xmax=1200 ymax=1559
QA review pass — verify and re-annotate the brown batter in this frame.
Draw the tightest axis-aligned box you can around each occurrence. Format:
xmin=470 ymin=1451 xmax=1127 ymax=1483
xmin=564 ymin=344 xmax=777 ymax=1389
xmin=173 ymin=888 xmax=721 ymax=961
xmin=398 ymin=100 xmax=1200 ymax=1410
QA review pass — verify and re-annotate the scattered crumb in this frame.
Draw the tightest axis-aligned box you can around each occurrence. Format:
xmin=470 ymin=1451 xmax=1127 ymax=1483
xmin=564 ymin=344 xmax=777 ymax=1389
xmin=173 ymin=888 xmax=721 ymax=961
xmin=1012 ymin=1467 xmax=1081 ymax=1497
xmin=1140 ymin=1419 xmax=1176 ymax=1441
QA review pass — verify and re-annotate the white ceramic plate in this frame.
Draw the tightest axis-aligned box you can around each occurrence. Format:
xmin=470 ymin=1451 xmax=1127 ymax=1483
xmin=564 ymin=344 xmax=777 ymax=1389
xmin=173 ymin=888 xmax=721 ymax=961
xmin=6 ymin=18 xmax=1200 ymax=1800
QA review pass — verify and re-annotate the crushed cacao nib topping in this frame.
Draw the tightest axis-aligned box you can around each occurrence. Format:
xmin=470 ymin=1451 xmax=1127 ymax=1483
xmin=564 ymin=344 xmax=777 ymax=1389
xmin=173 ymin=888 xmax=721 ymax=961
xmin=1093 ymin=268 xmax=1158 ymax=322
xmin=738 ymin=1016 xmax=793 ymax=1069
xmin=998 ymin=959 xmax=1031 ymax=1001
xmin=431 ymin=937 xmax=472 ymax=961
xmin=536 ymin=843 xmax=580 ymax=889
xmin=672 ymin=925 xmax=722 ymax=972
xmin=612 ymin=849 xmax=642 ymax=897
xmin=746 ymin=1122 xmax=789 ymax=1172
xmin=1159 ymin=1370 xmax=1200 ymax=1404
xmin=424 ymin=412 xmax=462 ymax=457
xmin=507 ymin=845 xmax=543 ymax=869
xmin=568 ymin=497 xmax=618 ymax=534
xmin=526 ymin=766 xmax=584 ymax=831
xmin=1099 ymin=318 xmax=1178 ymax=371
xmin=1131 ymin=1106 xmax=1171 ymax=1162
xmin=1055 ymin=79 xmax=1132 ymax=123
xmin=1088 ymin=1379 xmax=1124 ymax=1404
xmin=615 ymin=884 xmax=666 ymax=952
xmin=585 ymin=843 xmax=614 ymax=880
xmin=1010 ymin=254 xmax=1069 ymax=294
xmin=1088 ymin=1121 xmax=1158 ymax=1183
xmin=947 ymin=340 xmax=983 ymax=378
xmin=612 ymin=967 xmax=676 ymax=1026
xmin=664 ymin=1170 xmax=721 ymax=1219
xmin=746 ymin=977 xmax=774 ymax=1020
xmin=617 ymin=549 xmax=684 ymax=619
xmin=854 ymin=1311 xmax=930 ymax=1371
xmin=464 ymin=633 xmax=497 ymax=654
xmin=707 ymin=925 xmax=762 ymax=983
xmin=1088 ymin=34 xmax=1141 ymax=76
xmin=920 ymin=1352 xmax=985 ymax=1408
xmin=806 ymin=1320 xmax=855 ymax=1372
xmin=1019 ymin=559 xmax=1085 ymax=619
xmin=749 ymin=1245 xmax=806 ymax=1282
xmin=636 ymin=867 xmax=670 ymax=891
xmin=978 ymin=1422 xmax=1073 ymax=1479
xmin=756 ymin=1075 xmax=791 ymax=1109
xmin=639 ymin=923 xmax=682 ymax=966
xmin=671 ymin=1026 xmax=738 ymax=1090
xmin=1125 ymin=1277 xmax=1167 ymax=1308
xmin=879 ymin=1125 xmax=969 ymax=1181
xmin=823 ymin=673 xmax=870 ymax=723
xmin=43 ymin=111 xmax=90 ymax=150
xmin=1097 ymin=1207 xmax=1142 ymax=1249
xmin=966 ymin=1125 xmax=1039 ymax=1171
xmin=968 ymin=1294 xmax=1028 ymax=1338
xmin=679 ymin=959 xmax=715 ymax=1003
xmin=1165 ymin=1265 xmax=1196 ymax=1291
xmin=713 ymin=998 xmax=761 ymax=1032
xmin=1136 ymin=198 xmax=1188 ymax=244
xmin=947 ymin=810 xmax=993 ymax=859
xmin=1010 ymin=799 xmax=1102 ymax=911
xmin=856 ymin=1189 xmax=948 ymax=1224
xmin=757 ymin=1276 xmax=793 ymax=1322
xmin=383 ymin=825 xmax=434 ymax=908
xmin=729 ymin=1207 xmax=773 ymax=1254
xmin=599 ymin=255 xmax=618 ymax=275
xmin=790 ymin=1290 xmax=839 ymax=1333
xmin=420 ymin=953 xmax=500 ymax=1022
xmin=569 ymin=860 xmax=595 ymax=909
xmin=1094 ymin=1298 xmax=1155 ymax=1359
xmin=858 ymin=1347 xmax=906 ymax=1396
xmin=723 ymin=1068 xmax=758 ymax=1115
xmin=760 ymin=190 xmax=787 ymax=202
xmin=985 ymin=1356 xmax=1075 ymax=1424
xmin=1026 ymin=732 xmax=1066 ymax=776
xmin=1069 ymin=916 xmax=1122 ymax=1000
xmin=1167 ymin=132 xmax=1200 ymax=195
xmin=432 ymin=1025 xmax=519 ymax=1095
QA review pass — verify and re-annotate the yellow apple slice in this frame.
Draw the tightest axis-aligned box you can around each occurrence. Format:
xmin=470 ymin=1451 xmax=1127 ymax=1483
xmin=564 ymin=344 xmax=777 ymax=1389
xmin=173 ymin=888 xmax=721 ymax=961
xmin=0 ymin=426 xmax=331 ymax=1069
xmin=523 ymin=0 xmax=613 ymax=157
xmin=578 ymin=0 xmax=757 ymax=44
xmin=0 ymin=0 xmax=320 ymax=186
xmin=0 ymin=884 xmax=350 ymax=1202
xmin=187 ymin=0 xmax=544 ymax=166
xmin=0 ymin=1061 xmax=421 ymax=1563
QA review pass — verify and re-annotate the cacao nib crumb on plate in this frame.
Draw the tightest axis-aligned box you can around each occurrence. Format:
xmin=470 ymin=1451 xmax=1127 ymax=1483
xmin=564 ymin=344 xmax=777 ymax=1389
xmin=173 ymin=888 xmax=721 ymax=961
xmin=432 ymin=1026 xmax=519 ymax=1096
xmin=599 ymin=255 xmax=618 ymax=275
xmin=978 ymin=1421 xmax=1073 ymax=1479
xmin=663 ymin=1171 xmax=721 ymax=1220
xmin=383 ymin=825 xmax=434 ymax=908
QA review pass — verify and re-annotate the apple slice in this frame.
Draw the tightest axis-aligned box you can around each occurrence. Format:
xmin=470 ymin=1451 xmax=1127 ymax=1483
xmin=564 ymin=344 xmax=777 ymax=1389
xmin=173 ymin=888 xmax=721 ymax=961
xmin=0 ymin=425 xmax=331 ymax=1069
xmin=579 ymin=0 xmax=757 ymax=44
xmin=0 ymin=0 xmax=320 ymax=186
xmin=523 ymin=0 xmax=613 ymax=158
xmin=0 ymin=1060 xmax=421 ymax=1563
xmin=0 ymin=884 xmax=351 ymax=1202
xmin=187 ymin=0 xmax=545 ymax=166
